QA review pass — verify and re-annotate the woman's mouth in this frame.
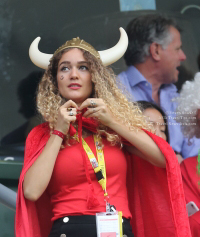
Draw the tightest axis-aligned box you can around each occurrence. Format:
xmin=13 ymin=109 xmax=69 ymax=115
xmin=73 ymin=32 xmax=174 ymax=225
xmin=68 ymin=84 xmax=81 ymax=90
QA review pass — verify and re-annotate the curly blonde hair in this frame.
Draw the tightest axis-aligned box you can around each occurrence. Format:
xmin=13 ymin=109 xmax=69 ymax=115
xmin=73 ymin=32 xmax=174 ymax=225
xmin=37 ymin=48 xmax=151 ymax=145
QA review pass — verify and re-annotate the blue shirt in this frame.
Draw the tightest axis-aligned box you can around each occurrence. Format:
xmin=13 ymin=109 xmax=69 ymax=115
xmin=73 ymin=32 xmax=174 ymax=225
xmin=118 ymin=66 xmax=200 ymax=158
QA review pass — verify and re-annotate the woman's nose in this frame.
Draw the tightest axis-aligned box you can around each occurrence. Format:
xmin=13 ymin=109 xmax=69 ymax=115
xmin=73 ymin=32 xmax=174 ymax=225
xmin=70 ymin=67 xmax=78 ymax=79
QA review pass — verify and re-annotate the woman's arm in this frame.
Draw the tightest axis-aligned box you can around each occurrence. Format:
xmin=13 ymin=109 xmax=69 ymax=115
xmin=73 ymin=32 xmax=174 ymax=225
xmin=80 ymin=98 xmax=166 ymax=168
xmin=23 ymin=135 xmax=63 ymax=201
xmin=23 ymin=100 xmax=78 ymax=201
xmin=108 ymin=120 xmax=166 ymax=168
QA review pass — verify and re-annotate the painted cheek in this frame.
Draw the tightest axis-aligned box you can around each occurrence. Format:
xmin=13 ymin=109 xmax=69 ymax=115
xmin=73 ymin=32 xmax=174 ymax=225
xmin=60 ymin=75 xmax=64 ymax=80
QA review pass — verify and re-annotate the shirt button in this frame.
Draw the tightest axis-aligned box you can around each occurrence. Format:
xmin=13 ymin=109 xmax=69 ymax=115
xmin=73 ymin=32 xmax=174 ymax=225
xmin=63 ymin=217 xmax=69 ymax=223
xmin=60 ymin=234 xmax=66 ymax=237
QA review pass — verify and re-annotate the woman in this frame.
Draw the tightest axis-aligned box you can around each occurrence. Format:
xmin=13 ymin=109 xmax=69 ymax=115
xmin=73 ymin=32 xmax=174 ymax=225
xmin=138 ymin=100 xmax=185 ymax=163
xmin=137 ymin=101 xmax=169 ymax=143
xmin=16 ymin=29 xmax=191 ymax=237
xmin=174 ymin=73 xmax=200 ymax=237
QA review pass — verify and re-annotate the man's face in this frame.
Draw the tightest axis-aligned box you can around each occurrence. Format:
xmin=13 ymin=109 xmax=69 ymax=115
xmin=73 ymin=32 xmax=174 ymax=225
xmin=159 ymin=26 xmax=186 ymax=84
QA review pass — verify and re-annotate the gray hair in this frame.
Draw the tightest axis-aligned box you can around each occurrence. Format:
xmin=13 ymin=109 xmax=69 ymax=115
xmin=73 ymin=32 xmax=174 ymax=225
xmin=143 ymin=28 xmax=173 ymax=56
xmin=124 ymin=14 xmax=179 ymax=66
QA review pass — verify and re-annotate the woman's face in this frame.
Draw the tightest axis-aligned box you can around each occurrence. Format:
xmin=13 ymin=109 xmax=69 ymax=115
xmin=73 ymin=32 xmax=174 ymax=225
xmin=143 ymin=108 xmax=167 ymax=141
xmin=57 ymin=48 xmax=93 ymax=107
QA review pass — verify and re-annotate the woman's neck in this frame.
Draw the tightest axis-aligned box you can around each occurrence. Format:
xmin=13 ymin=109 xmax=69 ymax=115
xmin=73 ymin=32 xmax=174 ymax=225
xmin=73 ymin=122 xmax=94 ymax=139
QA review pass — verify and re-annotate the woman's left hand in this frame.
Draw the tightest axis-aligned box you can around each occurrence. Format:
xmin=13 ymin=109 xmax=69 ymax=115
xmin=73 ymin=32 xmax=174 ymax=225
xmin=80 ymin=99 xmax=166 ymax=168
xmin=79 ymin=98 xmax=114 ymax=127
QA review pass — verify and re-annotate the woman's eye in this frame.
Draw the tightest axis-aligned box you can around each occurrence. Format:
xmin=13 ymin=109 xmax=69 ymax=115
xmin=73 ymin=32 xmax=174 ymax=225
xmin=61 ymin=66 xmax=69 ymax=71
xmin=79 ymin=65 xmax=88 ymax=70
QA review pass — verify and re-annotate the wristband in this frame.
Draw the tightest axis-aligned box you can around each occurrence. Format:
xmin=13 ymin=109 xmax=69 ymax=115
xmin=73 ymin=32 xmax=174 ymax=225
xmin=52 ymin=130 xmax=65 ymax=139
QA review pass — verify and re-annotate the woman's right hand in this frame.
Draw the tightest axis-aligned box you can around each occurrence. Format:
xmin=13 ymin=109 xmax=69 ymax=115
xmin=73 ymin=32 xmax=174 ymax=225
xmin=23 ymin=100 xmax=78 ymax=201
xmin=55 ymin=100 xmax=78 ymax=134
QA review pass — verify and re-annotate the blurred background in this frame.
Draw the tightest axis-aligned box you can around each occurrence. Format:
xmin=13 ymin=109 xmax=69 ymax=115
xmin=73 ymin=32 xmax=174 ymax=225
xmin=0 ymin=0 xmax=200 ymax=236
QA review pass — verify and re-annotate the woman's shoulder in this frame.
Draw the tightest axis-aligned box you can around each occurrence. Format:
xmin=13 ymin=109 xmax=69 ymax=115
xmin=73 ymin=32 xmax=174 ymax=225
xmin=24 ymin=123 xmax=50 ymax=161
xmin=26 ymin=122 xmax=50 ymax=147
xmin=28 ymin=122 xmax=50 ymax=138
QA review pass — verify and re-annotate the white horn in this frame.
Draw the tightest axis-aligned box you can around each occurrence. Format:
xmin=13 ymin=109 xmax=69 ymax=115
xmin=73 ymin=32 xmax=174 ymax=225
xmin=98 ymin=27 xmax=128 ymax=66
xmin=29 ymin=37 xmax=53 ymax=69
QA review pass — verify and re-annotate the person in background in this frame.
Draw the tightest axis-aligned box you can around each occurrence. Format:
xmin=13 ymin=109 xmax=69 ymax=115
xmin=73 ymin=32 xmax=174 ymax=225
xmin=118 ymin=14 xmax=200 ymax=161
xmin=1 ymin=71 xmax=43 ymax=145
xmin=137 ymin=101 xmax=183 ymax=163
xmin=137 ymin=101 xmax=169 ymax=143
xmin=175 ymin=73 xmax=200 ymax=237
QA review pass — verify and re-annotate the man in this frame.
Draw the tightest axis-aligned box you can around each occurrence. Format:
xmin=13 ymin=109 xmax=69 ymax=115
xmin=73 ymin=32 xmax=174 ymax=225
xmin=118 ymin=14 xmax=200 ymax=160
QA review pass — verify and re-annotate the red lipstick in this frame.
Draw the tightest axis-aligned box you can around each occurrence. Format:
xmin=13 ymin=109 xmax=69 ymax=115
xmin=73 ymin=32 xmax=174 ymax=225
xmin=68 ymin=83 xmax=81 ymax=90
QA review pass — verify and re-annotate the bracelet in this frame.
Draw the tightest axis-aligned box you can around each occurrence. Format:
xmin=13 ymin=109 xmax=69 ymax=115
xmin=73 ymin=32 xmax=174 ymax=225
xmin=52 ymin=130 xmax=65 ymax=139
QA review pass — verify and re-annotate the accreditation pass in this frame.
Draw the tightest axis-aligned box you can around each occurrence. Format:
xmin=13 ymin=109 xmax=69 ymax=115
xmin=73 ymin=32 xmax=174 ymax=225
xmin=96 ymin=212 xmax=123 ymax=237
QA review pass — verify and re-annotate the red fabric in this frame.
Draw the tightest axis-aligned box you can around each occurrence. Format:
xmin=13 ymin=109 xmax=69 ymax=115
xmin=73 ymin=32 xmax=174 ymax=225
xmin=48 ymin=135 xmax=131 ymax=221
xmin=126 ymin=129 xmax=191 ymax=237
xmin=180 ymin=156 xmax=200 ymax=237
xmin=189 ymin=211 xmax=200 ymax=237
xmin=180 ymin=156 xmax=200 ymax=207
xmin=15 ymin=121 xmax=192 ymax=237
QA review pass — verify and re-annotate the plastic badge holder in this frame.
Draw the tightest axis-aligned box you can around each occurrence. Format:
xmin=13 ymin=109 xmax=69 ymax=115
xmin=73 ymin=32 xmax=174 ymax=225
xmin=96 ymin=211 xmax=123 ymax=237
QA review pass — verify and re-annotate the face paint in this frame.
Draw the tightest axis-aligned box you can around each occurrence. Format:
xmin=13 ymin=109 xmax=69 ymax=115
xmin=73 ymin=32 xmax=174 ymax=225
xmin=60 ymin=75 xmax=64 ymax=80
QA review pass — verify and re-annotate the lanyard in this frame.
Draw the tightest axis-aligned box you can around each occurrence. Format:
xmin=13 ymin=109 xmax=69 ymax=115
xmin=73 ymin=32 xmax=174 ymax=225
xmin=82 ymin=135 xmax=107 ymax=195
xmin=74 ymin=133 xmax=109 ymax=203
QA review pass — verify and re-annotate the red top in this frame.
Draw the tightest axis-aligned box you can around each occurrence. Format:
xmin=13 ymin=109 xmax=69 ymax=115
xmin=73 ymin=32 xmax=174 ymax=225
xmin=47 ymin=135 xmax=131 ymax=221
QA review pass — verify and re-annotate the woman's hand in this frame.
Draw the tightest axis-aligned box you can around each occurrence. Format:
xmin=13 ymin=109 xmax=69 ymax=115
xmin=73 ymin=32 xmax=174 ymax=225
xmin=80 ymin=99 xmax=165 ymax=168
xmin=79 ymin=98 xmax=114 ymax=127
xmin=55 ymin=100 xmax=78 ymax=134
xmin=24 ymin=99 xmax=78 ymax=201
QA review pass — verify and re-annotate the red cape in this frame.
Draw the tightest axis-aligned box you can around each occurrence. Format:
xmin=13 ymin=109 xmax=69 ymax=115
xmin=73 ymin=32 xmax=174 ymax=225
xmin=180 ymin=157 xmax=200 ymax=237
xmin=180 ymin=156 xmax=200 ymax=208
xmin=15 ymin=122 xmax=191 ymax=237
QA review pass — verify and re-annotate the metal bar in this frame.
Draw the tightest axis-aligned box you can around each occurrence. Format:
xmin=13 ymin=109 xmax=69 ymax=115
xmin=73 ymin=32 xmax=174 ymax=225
xmin=0 ymin=184 xmax=16 ymax=212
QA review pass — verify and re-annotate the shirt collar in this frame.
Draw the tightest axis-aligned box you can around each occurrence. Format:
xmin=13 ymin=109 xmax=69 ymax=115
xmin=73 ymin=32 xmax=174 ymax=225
xmin=161 ymin=83 xmax=177 ymax=92
xmin=125 ymin=66 xmax=148 ymax=87
xmin=126 ymin=66 xmax=177 ymax=92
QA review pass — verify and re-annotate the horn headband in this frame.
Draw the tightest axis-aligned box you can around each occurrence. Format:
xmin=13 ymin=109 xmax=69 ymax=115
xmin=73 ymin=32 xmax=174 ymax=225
xmin=29 ymin=27 xmax=128 ymax=69
xmin=54 ymin=37 xmax=100 ymax=59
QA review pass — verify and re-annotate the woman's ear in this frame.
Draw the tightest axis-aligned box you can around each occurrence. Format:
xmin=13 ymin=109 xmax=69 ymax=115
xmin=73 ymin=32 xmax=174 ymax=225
xmin=149 ymin=43 xmax=161 ymax=61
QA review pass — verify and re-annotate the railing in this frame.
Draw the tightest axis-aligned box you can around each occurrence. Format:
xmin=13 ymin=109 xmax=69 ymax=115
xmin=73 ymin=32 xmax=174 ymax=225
xmin=0 ymin=184 xmax=16 ymax=212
